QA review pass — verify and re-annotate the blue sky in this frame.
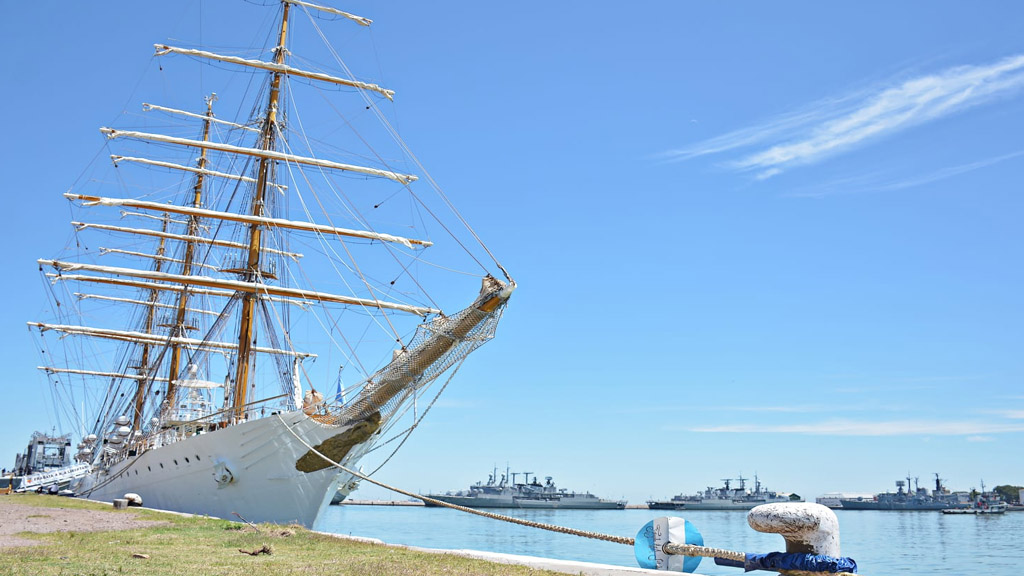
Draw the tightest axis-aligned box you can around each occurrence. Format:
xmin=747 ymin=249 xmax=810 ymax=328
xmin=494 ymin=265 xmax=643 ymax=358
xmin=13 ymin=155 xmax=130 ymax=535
xmin=1 ymin=1 xmax=1023 ymax=507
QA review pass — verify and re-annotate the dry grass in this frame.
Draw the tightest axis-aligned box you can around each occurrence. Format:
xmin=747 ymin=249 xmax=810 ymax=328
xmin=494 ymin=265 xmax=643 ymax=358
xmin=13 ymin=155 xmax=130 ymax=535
xmin=0 ymin=495 xmax=565 ymax=576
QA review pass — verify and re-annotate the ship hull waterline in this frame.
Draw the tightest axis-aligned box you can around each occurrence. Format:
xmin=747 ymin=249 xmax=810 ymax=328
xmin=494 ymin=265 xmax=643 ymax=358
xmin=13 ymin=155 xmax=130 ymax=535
xmin=647 ymin=499 xmax=794 ymax=511
xmin=75 ymin=411 xmax=356 ymax=527
xmin=838 ymin=500 xmax=954 ymax=511
xmin=513 ymin=498 xmax=626 ymax=510
xmin=423 ymin=495 xmax=626 ymax=510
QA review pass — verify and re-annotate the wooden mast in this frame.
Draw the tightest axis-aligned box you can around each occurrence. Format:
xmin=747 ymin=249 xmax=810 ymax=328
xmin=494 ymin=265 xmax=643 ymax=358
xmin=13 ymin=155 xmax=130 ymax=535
xmin=165 ymin=94 xmax=216 ymax=417
xmin=133 ymin=218 xmax=168 ymax=430
xmin=231 ymin=3 xmax=290 ymax=423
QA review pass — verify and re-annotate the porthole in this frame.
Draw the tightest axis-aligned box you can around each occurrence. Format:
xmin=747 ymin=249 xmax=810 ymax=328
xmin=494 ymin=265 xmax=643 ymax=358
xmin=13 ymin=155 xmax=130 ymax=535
xmin=173 ymin=459 xmax=178 ymax=466
xmin=184 ymin=457 xmax=190 ymax=463
xmin=159 ymin=463 xmax=164 ymax=469
xmin=195 ymin=455 xmax=201 ymax=461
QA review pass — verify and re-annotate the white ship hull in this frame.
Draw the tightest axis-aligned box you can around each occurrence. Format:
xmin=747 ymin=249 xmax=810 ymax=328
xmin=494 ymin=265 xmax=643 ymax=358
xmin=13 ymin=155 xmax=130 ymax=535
xmin=13 ymin=464 xmax=92 ymax=493
xmin=76 ymin=411 xmax=356 ymax=527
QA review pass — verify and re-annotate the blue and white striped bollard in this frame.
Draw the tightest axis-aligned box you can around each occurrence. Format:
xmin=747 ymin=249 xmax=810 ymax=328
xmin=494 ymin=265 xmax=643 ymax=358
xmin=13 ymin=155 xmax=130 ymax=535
xmin=634 ymin=517 xmax=704 ymax=572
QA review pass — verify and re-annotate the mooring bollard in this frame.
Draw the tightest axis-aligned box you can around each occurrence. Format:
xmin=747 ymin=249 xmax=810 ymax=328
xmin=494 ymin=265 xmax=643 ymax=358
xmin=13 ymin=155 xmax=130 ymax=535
xmin=747 ymin=502 xmax=840 ymax=557
xmin=112 ymin=498 xmax=129 ymax=510
xmin=634 ymin=517 xmax=705 ymax=572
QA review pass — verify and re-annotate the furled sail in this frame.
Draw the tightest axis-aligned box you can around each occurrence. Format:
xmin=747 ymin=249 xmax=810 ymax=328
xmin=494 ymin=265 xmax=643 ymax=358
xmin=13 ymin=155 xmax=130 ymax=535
xmin=67 ymin=194 xmax=432 ymax=249
xmin=28 ymin=321 xmax=315 ymax=358
xmin=153 ymin=45 xmax=393 ymax=99
xmin=101 ymin=128 xmax=417 ymax=184
xmin=110 ymin=155 xmax=286 ymax=190
xmin=283 ymin=0 xmax=372 ymax=26
xmin=142 ymin=103 xmax=261 ymax=133
xmin=72 ymin=222 xmax=304 ymax=260
xmin=40 ymin=260 xmax=438 ymax=316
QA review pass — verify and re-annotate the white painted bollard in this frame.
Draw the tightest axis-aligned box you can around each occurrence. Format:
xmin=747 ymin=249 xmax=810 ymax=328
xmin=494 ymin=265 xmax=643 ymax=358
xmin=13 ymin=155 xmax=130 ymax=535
xmin=747 ymin=502 xmax=840 ymax=557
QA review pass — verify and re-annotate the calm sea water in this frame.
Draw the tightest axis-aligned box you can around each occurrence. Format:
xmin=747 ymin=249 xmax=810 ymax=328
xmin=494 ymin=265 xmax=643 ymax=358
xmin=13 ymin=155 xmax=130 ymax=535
xmin=315 ymin=505 xmax=1023 ymax=575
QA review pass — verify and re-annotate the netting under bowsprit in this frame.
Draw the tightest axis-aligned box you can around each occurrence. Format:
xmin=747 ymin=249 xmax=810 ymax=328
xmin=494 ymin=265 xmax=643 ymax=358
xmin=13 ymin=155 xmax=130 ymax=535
xmin=329 ymin=276 xmax=511 ymax=428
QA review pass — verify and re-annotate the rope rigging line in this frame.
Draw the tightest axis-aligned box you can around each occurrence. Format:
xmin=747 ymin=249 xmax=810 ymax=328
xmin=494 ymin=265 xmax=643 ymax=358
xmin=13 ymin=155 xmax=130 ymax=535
xmin=277 ymin=102 xmax=482 ymax=283
xmin=294 ymin=80 xmax=449 ymax=316
xmin=271 ymin=109 xmax=408 ymax=343
xmin=276 ymin=414 xmax=863 ymax=576
xmin=274 ymin=413 xmax=631 ymax=546
xmin=316 ymin=85 xmax=491 ymax=277
xmin=362 ymin=353 xmax=468 ymax=476
xmin=301 ymin=11 xmax=508 ymax=282
xmin=28 ymin=326 xmax=69 ymax=443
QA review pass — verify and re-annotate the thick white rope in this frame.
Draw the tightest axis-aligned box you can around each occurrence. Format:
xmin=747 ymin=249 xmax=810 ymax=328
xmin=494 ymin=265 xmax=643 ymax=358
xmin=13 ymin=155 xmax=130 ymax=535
xmin=274 ymin=414 xmax=861 ymax=576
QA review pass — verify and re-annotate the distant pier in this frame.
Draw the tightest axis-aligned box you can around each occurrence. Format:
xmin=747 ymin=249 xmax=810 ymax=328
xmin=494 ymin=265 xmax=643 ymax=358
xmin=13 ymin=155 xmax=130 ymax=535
xmin=340 ymin=499 xmax=425 ymax=506
xmin=340 ymin=500 xmax=652 ymax=509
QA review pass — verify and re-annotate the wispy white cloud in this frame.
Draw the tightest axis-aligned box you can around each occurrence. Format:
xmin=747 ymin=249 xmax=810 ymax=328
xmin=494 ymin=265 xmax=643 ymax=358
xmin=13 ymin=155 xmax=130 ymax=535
xmin=725 ymin=403 xmax=914 ymax=414
xmin=988 ymin=409 xmax=1024 ymax=419
xmin=619 ymin=402 xmax=907 ymax=415
xmin=873 ymin=150 xmax=1024 ymax=191
xmin=786 ymin=149 xmax=1024 ymax=197
xmin=665 ymin=54 xmax=1024 ymax=178
xmin=966 ymin=436 xmax=995 ymax=443
xmin=727 ymin=405 xmax=829 ymax=413
xmin=681 ymin=419 xmax=1024 ymax=436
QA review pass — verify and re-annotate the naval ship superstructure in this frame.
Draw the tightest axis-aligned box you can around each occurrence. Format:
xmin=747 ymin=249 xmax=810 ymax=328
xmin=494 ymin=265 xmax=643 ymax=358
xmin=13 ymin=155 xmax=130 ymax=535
xmin=839 ymin=474 xmax=970 ymax=511
xmin=424 ymin=467 xmax=626 ymax=509
xmin=647 ymin=474 xmax=799 ymax=511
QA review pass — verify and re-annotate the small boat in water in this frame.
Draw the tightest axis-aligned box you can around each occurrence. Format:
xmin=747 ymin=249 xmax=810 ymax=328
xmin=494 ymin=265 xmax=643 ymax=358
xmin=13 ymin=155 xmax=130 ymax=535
xmin=423 ymin=467 xmax=626 ymax=509
xmin=647 ymin=474 xmax=799 ymax=511
xmin=942 ymin=481 xmax=1008 ymax=515
xmin=942 ymin=502 xmax=1007 ymax=515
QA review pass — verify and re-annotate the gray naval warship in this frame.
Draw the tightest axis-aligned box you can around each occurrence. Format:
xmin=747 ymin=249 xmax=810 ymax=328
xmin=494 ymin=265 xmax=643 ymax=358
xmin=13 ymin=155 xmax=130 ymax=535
xmin=647 ymin=474 xmax=799 ymax=511
xmin=423 ymin=467 xmax=626 ymax=509
xmin=839 ymin=474 xmax=970 ymax=511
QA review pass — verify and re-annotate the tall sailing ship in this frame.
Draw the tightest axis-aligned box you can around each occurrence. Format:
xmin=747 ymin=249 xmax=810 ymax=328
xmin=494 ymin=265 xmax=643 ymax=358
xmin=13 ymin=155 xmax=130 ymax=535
xmin=29 ymin=1 xmax=513 ymax=527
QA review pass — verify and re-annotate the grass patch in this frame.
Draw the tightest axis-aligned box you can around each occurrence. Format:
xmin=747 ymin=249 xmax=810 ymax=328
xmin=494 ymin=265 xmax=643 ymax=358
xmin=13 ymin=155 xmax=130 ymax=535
xmin=0 ymin=495 xmax=567 ymax=576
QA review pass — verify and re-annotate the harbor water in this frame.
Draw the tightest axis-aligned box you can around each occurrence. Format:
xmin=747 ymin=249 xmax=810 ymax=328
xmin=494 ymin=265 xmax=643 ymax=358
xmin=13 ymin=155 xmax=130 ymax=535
xmin=316 ymin=505 xmax=1023 ymax=575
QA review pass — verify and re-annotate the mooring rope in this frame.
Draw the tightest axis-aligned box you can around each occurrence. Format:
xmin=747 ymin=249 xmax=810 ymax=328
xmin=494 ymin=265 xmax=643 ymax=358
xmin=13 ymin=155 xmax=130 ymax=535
xmin=276 ymin=414 xmax=631 ymax=545
xmin=276 ymin=414 xmax=860 ymax=576
xmin=660 ymin=544 xmax=858 ymax=576
xmin=666 ymin=543 xmax=745 ymax=563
